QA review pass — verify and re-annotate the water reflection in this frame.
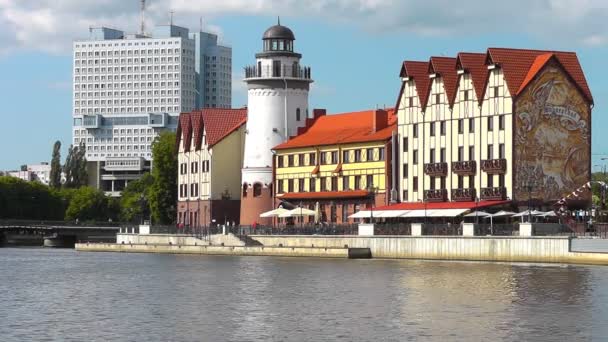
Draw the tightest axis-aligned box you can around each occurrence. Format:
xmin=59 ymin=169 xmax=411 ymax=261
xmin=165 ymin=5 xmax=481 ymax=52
xmin=1 ymin=249 xmax=608 ymax=341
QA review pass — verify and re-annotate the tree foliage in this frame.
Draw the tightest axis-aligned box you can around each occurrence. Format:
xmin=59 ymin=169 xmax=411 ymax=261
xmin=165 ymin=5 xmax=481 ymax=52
xmin=0 ymin=176 xmax=66 ymax=220
xmin=149 ymin=132 xmax=177 ymax=224
xmin=64 ymin=187 xmax=117 ymax=222
xmin=64 ymin=142 xmax=88 ymax=188
xmin=50 ymin=140 xmax=62 ymax=188
xmin=120 ymin=173 xmax=153 ymax=223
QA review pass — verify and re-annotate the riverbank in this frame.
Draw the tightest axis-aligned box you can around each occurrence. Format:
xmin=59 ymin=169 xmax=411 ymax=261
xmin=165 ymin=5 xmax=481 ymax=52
xmin=76 ymin=233 xmax=608 ymax=266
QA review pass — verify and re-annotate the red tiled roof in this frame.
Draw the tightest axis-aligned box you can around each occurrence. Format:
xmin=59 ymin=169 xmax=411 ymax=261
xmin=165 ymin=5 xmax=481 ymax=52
xmin=374 ymin=200 xmax=511 ymax=211
xmin=400 ymin=61 xmax=432 ymax=112
xmin=429 ymin=56 xmax=458 ymax=106
xmin=273 ymin=109 xmax=395 ymax=150
xmin=190 ymin=111 xmax=204 ymax=150
xmin=178 ymin=112 xmax=193 ymax=152
xmin=516 ymin=53 xmax=555 ymax=94
xmin=456 ymin=52 xmax=489 ymax=106
xmin=201 ymin=108 xmax=247 ymax=148
xmin=277 ymin=190 xmax=370 ymax=200
xmin=177 ymin=108 xmax=247 ymax=152
xmin=486 ymin=48 xmax=593 ymax=103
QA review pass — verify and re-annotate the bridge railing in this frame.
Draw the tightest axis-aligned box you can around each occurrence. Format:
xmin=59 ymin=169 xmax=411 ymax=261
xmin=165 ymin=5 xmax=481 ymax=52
xmin=0 ymin=219 xmax=123 ymax=227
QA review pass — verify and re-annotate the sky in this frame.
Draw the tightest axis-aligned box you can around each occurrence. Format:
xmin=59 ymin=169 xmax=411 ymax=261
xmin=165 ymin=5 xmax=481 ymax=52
xmin=1 ymin=0 xmax=608 ymax=170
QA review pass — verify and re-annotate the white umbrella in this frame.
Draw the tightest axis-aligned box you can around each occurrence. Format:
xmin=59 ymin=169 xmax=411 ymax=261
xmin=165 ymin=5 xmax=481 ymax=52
xmin=490 ymin=210 xmax=517 ymax=217
xmin=279 ymin=207 xmax=317 ymax=218
xmin=464 ymin=211 xmax=491 ymax=218
xmin=259 ymin=207 xmax=289 ymax=218
xmin=512 ymin=210 xmax=542 ymax=217
xmin=540 ymin=211 xmax=557 ymax=217
xmin=314 ymin=202 xmax=320 ymax=224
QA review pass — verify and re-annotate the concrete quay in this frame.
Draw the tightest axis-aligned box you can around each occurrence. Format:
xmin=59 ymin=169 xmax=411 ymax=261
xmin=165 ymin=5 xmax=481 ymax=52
xmin=75 ymin=242 xmax=370 ymax=259
xmin=249 ymin=235 xmax=608 ymax=265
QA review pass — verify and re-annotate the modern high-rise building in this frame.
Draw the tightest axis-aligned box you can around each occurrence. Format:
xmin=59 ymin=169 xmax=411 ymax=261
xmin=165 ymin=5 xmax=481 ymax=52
xmin=72 ymin=24 xmax=231 ymax=196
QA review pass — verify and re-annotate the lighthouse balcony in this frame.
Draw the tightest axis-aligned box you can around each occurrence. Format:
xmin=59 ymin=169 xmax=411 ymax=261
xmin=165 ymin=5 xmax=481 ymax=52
xmin=244 ymin=65 xmax=312 ymax=80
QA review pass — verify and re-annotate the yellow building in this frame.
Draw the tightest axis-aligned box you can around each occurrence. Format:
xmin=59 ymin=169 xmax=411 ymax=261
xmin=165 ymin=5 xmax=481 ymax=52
xmin=272 ymin=109 xmax=396 ymax=223
xmin=176 ymin=108 xmax=247 ymax=226
xmin=395 ymin=48 xmax=593 ymax=208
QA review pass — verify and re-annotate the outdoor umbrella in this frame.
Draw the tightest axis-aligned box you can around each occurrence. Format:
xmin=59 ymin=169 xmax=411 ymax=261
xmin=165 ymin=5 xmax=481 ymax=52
xmin=540 ymin=211 xmax=557 ymax=217
xmin=259 ymin=207 xmax=289 ymax=218
xmin=280 ymin=207 xmax=317 ymax=229
xmin=463 ymin=211 xmax=491 ymax=217
xmin=314 ymin=202 xmax=320 ymax=224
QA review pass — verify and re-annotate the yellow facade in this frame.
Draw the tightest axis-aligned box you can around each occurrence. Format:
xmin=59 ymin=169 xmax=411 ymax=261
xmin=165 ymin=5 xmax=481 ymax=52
xmin=274 ymin=141 xmax=388 ymax=195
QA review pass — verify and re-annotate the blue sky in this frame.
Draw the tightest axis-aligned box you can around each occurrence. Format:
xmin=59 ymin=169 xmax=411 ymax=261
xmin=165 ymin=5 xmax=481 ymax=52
xmin=1 ymin=0 xmax=608 ymax=170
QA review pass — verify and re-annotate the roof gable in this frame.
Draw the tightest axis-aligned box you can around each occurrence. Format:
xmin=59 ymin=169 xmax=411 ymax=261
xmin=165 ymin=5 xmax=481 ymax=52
xmin=486 ymin=48 xmax=593 ymax=103
xmin=456 ymin=52 xmax=489 ymax=106
xmin=429 ymin=56 xmax=458 ymax=106
xmin=401 ymin=61 xmax=431 ymax=112
xmin=178 ymin=113 xmax=193 ymax=152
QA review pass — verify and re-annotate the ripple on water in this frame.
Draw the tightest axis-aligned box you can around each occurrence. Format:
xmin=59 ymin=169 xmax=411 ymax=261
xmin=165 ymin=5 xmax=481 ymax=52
xmin=1 ymin=249 xmax=608 ymax=341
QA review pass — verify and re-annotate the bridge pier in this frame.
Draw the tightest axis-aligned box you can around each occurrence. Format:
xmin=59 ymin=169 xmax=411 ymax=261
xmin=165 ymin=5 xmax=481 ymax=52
xmin=44 ymin=235 xmax=77 ymax=248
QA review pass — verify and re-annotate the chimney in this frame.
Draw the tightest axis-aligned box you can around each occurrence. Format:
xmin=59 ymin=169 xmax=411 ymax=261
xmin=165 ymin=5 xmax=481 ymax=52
xmin=372 ymin=109 xmax=388 ymax=133
xmin=312 ymin=108 xmax=326 ymax=119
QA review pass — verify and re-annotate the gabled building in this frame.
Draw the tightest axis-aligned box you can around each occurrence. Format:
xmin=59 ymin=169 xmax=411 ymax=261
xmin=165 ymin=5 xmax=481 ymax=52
xmin=272 ymin=109 xmax=396 ymax=223
xmin=396 ymin=48 xmax=592 ymax=208
xmin=176 ymin=108 xmax=247 ymax=226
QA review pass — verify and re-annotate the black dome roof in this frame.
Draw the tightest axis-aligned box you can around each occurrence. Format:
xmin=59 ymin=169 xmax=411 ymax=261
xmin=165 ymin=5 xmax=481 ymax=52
xmin=262 ymin=24 xmax=295 ymax=40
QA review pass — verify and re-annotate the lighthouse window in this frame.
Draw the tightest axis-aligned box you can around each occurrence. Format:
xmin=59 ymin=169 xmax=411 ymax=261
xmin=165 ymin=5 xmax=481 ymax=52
xmin=272 ymin=40 xmax=278 ymax=50
xmin=296 ymin=108 xmax=301 ymax=121
xmin=273 ymin=60 xmax=281 ymax=77
xmin=253 ymin=183 xmax=263 ymax=197
xmin=279 ymin=41 xmax=284 ymax=50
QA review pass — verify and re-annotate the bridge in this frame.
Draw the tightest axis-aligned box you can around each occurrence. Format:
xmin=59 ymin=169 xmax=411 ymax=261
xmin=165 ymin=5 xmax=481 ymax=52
xmin=0 ymin=220 xmax=122 ymax=248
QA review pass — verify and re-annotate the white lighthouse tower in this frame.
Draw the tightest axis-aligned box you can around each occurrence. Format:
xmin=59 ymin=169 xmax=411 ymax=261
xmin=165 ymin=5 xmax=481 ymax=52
xmin=240 ymin=20 xmax=313 ymax=225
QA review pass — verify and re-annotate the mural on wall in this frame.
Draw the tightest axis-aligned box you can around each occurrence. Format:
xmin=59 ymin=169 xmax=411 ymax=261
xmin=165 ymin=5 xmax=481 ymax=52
xmin=514 ymin=63 xmax=590 ymax=202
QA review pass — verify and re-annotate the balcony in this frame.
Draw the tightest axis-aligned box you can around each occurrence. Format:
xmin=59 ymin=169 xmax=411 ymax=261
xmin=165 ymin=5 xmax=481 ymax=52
xmin=244 ymin=65 xmax=312 ymax=80
xmin=451 ymin=188 xmax=476 ymax=202
xmin=425 ymin=189 xmax=448 ymax=202
xmin=481 ymin=159 xmax=507 ymax=174
xmin=481 ymin=187 xmax=507 ymax=201
xmin=424 ymin=162 xmax=448 ymax=177
xmin=452 ymin=160 xmax=476 ymax=175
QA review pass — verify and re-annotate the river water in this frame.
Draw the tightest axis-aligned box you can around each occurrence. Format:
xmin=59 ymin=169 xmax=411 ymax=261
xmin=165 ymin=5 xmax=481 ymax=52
xmin=1 ymin=248 xmax=608 ymax=341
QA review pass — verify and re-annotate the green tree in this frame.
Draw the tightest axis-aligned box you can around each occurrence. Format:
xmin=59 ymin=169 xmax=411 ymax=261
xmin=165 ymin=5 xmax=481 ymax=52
xmin=64 ymin=142 xmax=88 ymax=188
xmin=50 ymin=140 xmax=62 ymax=188
xmin=64 ymin=187 xmax=111 ymax=222
xmin=0 ymin=176 xmax=65 ymax=220
xmin=149 ymin=132 xmax=177 ymax=224
xmin=120 ymin=173 xmax=153 ymax=223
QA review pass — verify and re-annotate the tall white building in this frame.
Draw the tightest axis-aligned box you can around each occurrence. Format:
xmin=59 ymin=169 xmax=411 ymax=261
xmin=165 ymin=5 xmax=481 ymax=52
xmin=72 ymin=24 xmax=231 ymax=196
xmin=240 ymin=21 xmax=313 ymax=225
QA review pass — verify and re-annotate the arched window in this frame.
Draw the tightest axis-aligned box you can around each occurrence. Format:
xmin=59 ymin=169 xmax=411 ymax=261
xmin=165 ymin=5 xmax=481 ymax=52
xmin=253 ymin=183 xmax=263 ymax=197
xmin=296 ymin=108 xmax=301 ymax=121
xmin=242 ymin=183 xmax=248 ymax=197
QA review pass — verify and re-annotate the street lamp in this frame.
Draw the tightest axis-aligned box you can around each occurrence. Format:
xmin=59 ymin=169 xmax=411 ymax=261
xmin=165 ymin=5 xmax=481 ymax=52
xmin=525 ymin=181 xmax=534 ymax=223
xmin=367 ymin=184 xmax=377 ymax=224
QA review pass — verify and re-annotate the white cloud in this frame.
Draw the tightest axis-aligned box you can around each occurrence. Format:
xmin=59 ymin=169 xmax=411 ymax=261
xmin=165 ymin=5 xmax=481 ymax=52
xmin=1 ymin=0 xmax=608 ymax=55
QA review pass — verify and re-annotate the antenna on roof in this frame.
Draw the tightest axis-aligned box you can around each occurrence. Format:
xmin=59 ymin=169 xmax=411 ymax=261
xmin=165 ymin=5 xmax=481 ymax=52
xmin=200 ymin=16 xmax=203 ymax=32
xmin=169 ymin=10 xmax=174 ymax=26
xmin=278 ymin=16 xmax=281 ymax=25
xmin=140 ymin=0 xmax=146 ymax=35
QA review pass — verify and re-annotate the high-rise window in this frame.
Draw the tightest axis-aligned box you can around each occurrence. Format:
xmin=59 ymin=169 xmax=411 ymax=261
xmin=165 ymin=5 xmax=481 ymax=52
xmin=487 ymin=144 xmax=494 ymax=160
xmin=488 ymin=116 xmax=494 ymax=131
xmin=469 ymin=118 xmax=475 ymax=133
xmin=458 ymin=119 xmax=464 ymax=134
xmin=413 ymin=176 xmax=418 ymax=192
xmin=413 ymin=124 xmax=418 ymax=138
xmin=403 ymin=137 xmax=408 ymax=152
xmin=499 ymin=114 xmax=505 ymax=130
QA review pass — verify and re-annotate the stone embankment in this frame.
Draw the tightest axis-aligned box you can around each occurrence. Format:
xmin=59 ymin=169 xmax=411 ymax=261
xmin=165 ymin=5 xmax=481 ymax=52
xmin=76 ymin=233 xmax=608 ymax=265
